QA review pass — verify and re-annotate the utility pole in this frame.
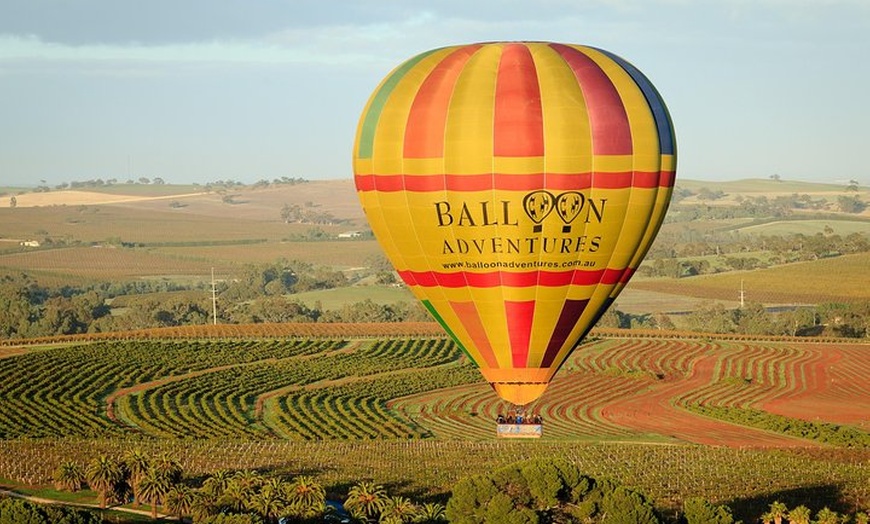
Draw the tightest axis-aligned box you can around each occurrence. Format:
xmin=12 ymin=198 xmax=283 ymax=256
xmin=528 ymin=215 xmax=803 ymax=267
xmin=739 ymin=279 xmax=745 ymax=308
xmin=211 ymin=267 xmax=218 ymax=325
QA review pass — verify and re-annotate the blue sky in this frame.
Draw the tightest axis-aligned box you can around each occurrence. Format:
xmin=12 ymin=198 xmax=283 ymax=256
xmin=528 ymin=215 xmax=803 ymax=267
xmin=1 ymin=0 xmax=868 ymax=187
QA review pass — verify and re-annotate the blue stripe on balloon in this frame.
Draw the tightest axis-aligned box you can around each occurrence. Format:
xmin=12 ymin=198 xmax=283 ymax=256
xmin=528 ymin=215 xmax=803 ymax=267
xmin=593 ymin=48 xmax=676 ymax=156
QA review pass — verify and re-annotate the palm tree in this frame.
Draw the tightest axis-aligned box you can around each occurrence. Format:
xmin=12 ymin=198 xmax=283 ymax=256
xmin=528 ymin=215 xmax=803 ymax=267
xmin=380 ymin=495 xmax=418 ymax=524
xmin=164 ymin=484 xmax=195 ymax=520
xmin=137 ymin=467 xmax=174 ymax=519
xmin=153 ymin=452 xmax=183 ymax=484
xmin=203 ymin=469 xmax=233 ymax=497
xmin=233 ymin=469 xmax=265 ymax=490
xmin=248 ymin=485 xmax=287 ymax=524
xmin=767 ymin=501 xmax=788 ymax=524
xmin=286 ymin=475 xmax=326 ymax=518
xmin=53 ymin=461 xmax=85 ymax=492
xmin=190 ymin=489 xmax=220 ymax=522
xmin=218 ymin=478 xmax=253 ymax=513
xmin=855 ymin=511 xmax=870 ymax=524
xmin=344 ymin=481 xmax=387 ymax=523
xmin=123 ymin=449 xmax=150 ymax=507
xmin=787 ymin=505 xmax=812 ymax=524
xmin=86 ymin=455 xmax=124 ymax=509
xmin=415 ymin=502 xmax=447 ymax=523
xmin=816 ymin=507 xmax=842 ymax=524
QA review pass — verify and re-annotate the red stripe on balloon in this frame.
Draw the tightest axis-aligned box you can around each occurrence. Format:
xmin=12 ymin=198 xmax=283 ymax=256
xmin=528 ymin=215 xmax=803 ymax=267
xmin=397 ymin=269 xmax=625 ymax=288
xmin=550 ymin=44 xmax=632 ymax=156
xmin=494 ymin=44 xmax=545 ymax=157
xmin=354 ymin=172 xmax=672 ymax=192
xmin=541 ymin=299 xmax=589 ymax=368
xmin=404 ymin=45 xmax=481 ymax=159
xmin=631 ymin=171 xmax=661 ymax=188
xmin=449 ymin=301 xmax=500 ymax=368
xmin=505 ymin=300 xmax=535 ymax=367
xmin=619 ymin=267 xmax=637 ymax=284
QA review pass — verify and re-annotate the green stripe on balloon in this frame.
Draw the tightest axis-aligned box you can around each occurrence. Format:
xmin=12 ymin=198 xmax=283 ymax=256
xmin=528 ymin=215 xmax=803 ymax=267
xmin=357 ymin=48 xmax=442 ymax=160
xmin=421 ymin=299 xmax=473 ymax=361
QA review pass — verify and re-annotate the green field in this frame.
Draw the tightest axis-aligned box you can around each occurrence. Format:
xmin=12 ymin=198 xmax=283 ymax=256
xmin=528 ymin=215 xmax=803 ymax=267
xmin=291 ymin=285 xmax=416 ymax=309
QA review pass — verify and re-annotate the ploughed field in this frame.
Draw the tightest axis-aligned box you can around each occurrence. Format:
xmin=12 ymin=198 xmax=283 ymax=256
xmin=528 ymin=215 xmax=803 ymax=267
xmin=0 ymin=326 xmax=868 ymax=515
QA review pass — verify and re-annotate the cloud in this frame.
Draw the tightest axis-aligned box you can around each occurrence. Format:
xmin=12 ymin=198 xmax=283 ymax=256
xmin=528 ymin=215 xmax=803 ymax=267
xmin=0 ymin=33 xmax=387 ymax=68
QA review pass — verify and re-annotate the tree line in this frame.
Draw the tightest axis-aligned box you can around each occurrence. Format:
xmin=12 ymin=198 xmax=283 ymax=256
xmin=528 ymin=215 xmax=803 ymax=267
xmin=0 ymin=259 xmax=430 ymax=339
xmin=597 ymin=300 xmax=870 ymax=339
xmin=2 ymin=264 xmax=869 ymax=340
xmin=3 ymin=456 xmax=867 ymax=523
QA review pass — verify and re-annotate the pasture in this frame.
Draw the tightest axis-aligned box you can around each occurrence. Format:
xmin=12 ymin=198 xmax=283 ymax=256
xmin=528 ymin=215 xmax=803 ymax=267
xmin=732 ymin=218 xmax=870 ymax=236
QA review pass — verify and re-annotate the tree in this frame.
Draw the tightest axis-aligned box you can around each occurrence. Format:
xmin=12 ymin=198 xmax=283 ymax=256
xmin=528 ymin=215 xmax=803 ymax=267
xmin=735 ymin=302 xmax=775 ymax=335
xmin=0 ymin=497 xmax=103 ymax=524
xmin=153 ymin=452 xmax=183 ymax=484
xmin=380 ymin=496 xmax=419 ymax=524
xmin=85 ymin=455 xmax=125 ymax=509
xmin=203 ymin=469 xmax=233 ymax=496
xmin=415 ymin=502 xmax=447 ymax=523
xmin=164 ymin=484 xmax=195 ymax=520
xmin=137 ymin=467 xmax=174 ymax=519
xmin=815 ymin=507 xmax=842 ymax=524
xmin=446 ymin=458 xmax=656 ymax=524
xmin=124 ymin=448 xmax=150 ymax=507
xmin=599 ymin=486 xmax=660 ymax=524
xmin=232 ymin=469 xmax=265 ymax=491
xmin=191 ymin=489 xmax=221 ymax=522
xmin=285 ymin=475 xmax=326 ymax=519
xmin=344 ymin=481 xmax=388 ymax=523
xmin=786 ymin=505 xmax=812 ymax=524
xmin=838 ymin=194 xmax=866 ymax=213
xmin=219 ymin=479 xmax=254 ymax=513
xmin=764 ymin=501 xmax=788 ymax=524
xmin=248 ymin=481 xmax=287 ymax=524
xmin=681 ymin=497 xmax=735 ymax=524
xmin=685 ymin=302 xmax=736 ymax=334
xmin=53 ymin=461 xmax=86 ymax=492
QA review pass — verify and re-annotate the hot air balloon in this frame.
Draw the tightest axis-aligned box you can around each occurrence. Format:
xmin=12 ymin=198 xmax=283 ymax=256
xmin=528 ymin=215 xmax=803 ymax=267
xmin=352 ymin=42 xmax=676 ymax=410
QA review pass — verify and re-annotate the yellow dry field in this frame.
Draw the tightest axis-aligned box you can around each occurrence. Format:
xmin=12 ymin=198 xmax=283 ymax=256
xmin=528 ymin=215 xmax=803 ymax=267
xmin=8 ymin=190 xmax=206 ymax=208
xmin=633 ymin=251 xmax=870 ymax=304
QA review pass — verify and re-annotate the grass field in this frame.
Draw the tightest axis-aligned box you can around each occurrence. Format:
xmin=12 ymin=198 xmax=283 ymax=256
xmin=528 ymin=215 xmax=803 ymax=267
xmin=291 ymin=285 xmax=416 ymax=309
xmin=734 ymin=218 xmax=870 ymax=236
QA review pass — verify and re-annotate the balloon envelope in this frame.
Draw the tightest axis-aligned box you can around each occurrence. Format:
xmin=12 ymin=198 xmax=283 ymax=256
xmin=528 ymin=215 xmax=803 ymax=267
xmin=353 ymin=42 xmax=676 ymax=405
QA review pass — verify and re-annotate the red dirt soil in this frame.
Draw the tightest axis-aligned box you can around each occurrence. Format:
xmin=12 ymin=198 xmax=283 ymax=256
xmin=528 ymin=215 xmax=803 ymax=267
xmin=598 ymin=354 xmax=819 ymax=447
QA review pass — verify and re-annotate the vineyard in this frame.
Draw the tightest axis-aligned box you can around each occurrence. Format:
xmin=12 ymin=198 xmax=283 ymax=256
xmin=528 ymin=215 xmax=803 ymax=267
xmin=0 ymin=328 xmax=868 ymax=518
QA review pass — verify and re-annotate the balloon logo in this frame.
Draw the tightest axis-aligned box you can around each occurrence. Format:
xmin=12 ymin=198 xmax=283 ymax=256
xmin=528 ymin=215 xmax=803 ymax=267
xmin=555 ymin=192 xmax=584 ymax=232
xmin=353 ymin=42 xmax=676 ymax=406
xmin=523 ymin=191 xmax=554 ymax=232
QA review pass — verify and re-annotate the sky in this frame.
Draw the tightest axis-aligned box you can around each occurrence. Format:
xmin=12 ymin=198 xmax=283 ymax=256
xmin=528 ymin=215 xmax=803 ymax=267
xmin=1 ymin=0 xmax=868 ymax=187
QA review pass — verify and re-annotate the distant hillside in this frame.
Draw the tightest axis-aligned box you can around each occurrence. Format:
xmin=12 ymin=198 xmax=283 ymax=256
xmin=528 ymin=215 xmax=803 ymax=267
xmin=675 ymin=177 xmax=852 ymax=193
